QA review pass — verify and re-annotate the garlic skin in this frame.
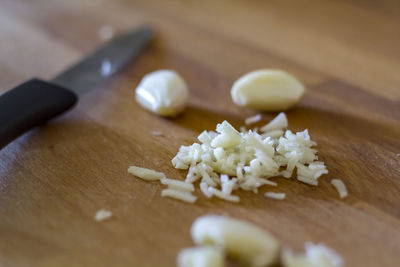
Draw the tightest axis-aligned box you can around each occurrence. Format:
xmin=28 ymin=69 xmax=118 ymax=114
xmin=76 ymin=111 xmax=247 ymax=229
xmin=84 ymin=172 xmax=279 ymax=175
xmin=191 ymin=215 xmax=280 ymax=267
xmin=135 ymin=70 xmax=189 ymax=117
xmin=231 ymin=69 xmax=305 ymax=111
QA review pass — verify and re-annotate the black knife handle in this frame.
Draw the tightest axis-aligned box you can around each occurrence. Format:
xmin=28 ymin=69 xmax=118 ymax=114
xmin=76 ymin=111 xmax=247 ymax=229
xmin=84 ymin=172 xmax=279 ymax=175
xmin=0 ymin=78 xmax=78 ymax=149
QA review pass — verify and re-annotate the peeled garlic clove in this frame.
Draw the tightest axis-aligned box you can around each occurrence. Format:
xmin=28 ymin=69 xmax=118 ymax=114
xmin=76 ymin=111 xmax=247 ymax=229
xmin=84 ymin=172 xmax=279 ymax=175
xmin=177 ymin=246 xmax=225 ymax=267
xmin=135 ymin=70 xmax=189 ymax=117
xmin=231 ymin=69 xmax=305 ymax=111
xmin=191 ymin=215 xmax=280 ymax=267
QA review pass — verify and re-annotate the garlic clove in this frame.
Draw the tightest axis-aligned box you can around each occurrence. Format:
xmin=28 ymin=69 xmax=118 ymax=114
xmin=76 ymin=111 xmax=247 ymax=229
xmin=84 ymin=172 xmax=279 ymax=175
xmin=231 ymin=69 xmax=305 ymax=111
xmin=135 ymin=70 xmax=189 ymax=117
xmin=191 ymin=215 xmax=280 ymax=267
xmin=177 ymin=246 xmax=225 ymax=267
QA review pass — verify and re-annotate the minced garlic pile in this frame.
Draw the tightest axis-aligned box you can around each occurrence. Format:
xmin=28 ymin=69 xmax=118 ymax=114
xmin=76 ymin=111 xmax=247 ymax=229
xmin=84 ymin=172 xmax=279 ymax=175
xmin=128 ymin=113 xmax=330 ymax=203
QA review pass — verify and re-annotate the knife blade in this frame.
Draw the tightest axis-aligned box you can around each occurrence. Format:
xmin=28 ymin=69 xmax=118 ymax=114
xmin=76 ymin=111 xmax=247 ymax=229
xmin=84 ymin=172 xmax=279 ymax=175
xmin=0 ymin=26 xmax=154 ymax=150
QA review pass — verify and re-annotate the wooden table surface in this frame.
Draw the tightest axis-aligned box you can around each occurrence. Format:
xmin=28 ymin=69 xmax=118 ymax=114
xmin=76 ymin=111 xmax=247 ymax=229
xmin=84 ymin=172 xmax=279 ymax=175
xmin=0 ymin=0 xmax=399 ymax=266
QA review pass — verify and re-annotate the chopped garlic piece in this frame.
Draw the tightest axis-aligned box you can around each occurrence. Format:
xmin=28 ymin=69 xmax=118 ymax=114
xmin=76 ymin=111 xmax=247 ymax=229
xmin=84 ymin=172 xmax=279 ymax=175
xmin=261 ymin=130 xmax=284 ymax=139
xmin=161 ymin=177 xmax=195 ymax=192
xmin=297 ymin=176 xmax=318 ymax=186
xmin=191 ymin=215 xmax=279 ymax=267
xmin=128 ymin=166 xmax=165 ymax=181
xmin=211 ymin=121 xmax=241 ymax=149
xmin=161 ymin=189 xmax=197 ymax=203
xmin=331 ymin=179 xmax=348 ymax=199
xmin=200 ymin=182 xmax=213 ymax=198
xmin=177 ymin=246 xmax=225 ymax=267
xmin=198 ymin=131 xmax=214 ymax=144
xmin=261 ymin=112 xmax=288 ymax=132
xmin=264 ymin=192 xmax=286 ymax=200
xmin=245 ymin=114 xmax=262 ymax=125
xmin=95 ymin=209 xmax=112 ymax=222
xmin=221 ymin=175 xmax=237 ymax=195
xmin=208 ymin=187 xmax=240 ymax=203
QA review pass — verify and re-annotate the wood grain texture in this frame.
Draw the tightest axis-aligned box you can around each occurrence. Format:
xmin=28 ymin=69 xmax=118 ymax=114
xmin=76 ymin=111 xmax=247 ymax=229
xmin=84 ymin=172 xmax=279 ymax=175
xmin=0 ymin=0 xmax=399 ymax=266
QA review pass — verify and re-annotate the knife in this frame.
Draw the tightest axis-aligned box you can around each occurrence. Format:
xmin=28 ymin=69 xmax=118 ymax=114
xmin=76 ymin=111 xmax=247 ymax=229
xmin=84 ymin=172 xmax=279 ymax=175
xmin=0 ymin=26 xmax=153 ymax=150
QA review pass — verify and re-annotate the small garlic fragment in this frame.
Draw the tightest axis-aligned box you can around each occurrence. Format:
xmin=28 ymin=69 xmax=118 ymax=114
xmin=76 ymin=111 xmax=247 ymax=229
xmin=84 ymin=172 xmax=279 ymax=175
xmin=191 ymin=215 xmax=280 ymax=267
xmin=260 ymin=112 xmax=288 ymax=132
xmin=127 ymin=166 xmax=165 ymax=181
xmin=245 ymin=114 xmax=262 ymax=125
xmin=135 ymin=70 xmax=189 ymax=116
xmin=231 ymin=69 xmax=305 ymax=111
xmin=94 ymin=209 xmax=112 ymax=222
xmin=331 ymin=179 xmax=348 ymax=199
xmin=177 ymin=246 xmax=225 ymax=267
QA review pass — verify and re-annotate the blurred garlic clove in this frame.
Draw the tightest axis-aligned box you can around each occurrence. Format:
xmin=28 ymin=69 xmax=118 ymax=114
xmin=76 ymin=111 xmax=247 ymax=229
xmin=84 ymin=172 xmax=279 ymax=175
xmin=177 ymin=246 xmax=225 ymax=267
xmin=191 ymin=215 xmax=280 ymax=267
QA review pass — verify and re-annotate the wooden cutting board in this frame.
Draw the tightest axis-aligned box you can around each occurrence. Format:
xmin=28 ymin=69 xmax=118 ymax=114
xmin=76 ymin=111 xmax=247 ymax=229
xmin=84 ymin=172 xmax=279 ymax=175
xmin=0 ymin=0 xmax=399 ymax=266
